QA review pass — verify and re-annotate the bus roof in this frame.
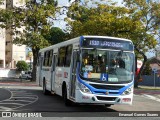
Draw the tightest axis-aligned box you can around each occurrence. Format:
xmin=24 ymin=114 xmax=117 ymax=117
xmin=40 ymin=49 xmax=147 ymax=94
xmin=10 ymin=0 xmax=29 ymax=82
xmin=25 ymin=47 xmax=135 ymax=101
xmin=39 ymin=35 xmax=133 ymax=52
xmin=83 ymin=35 xmax=132 ymax=42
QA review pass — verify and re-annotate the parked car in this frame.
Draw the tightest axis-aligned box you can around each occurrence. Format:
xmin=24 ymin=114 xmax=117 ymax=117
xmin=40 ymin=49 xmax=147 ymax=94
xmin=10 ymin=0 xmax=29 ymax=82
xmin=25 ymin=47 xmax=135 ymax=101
xmin=19 ymin=71 xmax=32 ymax=80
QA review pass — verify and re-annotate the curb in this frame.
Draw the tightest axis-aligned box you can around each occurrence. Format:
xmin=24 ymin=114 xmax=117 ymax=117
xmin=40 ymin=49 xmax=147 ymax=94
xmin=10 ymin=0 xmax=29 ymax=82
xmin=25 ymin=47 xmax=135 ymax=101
xmin=0 ymin=82 xmax=38 ymax=87
xmin=138 ymin=86 xmax=160 ymax=90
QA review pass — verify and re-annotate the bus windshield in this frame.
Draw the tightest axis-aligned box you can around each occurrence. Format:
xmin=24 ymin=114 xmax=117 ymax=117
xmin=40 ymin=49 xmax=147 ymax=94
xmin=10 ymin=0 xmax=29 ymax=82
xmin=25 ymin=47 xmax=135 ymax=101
xmin=80 ymin=49 xmax=134 ymax=83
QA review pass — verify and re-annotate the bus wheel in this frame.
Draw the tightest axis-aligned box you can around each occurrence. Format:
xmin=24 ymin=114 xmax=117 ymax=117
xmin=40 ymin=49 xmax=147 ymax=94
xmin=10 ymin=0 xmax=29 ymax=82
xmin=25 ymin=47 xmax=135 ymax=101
xmin=104 ymin=104 xmax=112 ymax=107
xmin=43 ymin=80 xmax=50 ymax=95
xmin=63 ymin=86 xmax=71 ymax=106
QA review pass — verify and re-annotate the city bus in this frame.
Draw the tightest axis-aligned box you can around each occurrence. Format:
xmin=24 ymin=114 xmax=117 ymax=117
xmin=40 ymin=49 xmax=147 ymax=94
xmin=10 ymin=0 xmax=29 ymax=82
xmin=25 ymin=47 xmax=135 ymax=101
xmin=36 ymin=35 xmax=135 ymax=106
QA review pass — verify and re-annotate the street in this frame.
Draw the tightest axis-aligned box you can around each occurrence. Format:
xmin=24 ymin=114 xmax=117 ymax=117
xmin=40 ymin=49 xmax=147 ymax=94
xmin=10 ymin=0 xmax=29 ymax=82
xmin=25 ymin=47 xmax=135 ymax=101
xmin=0 ymin=81 xmax=160 ymax=117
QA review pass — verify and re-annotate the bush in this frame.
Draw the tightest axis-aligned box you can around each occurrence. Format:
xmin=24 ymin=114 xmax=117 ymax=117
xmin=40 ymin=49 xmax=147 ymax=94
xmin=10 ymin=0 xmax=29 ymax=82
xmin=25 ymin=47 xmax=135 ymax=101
xmin=16 ymin=61 xmax=29 ymax=71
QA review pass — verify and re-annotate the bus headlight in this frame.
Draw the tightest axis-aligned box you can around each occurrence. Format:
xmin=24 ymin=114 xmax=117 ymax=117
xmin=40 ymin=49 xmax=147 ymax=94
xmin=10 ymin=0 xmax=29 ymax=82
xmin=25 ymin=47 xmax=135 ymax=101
xmin=78 ymin=82 xmax=92 ymax=94
xmin=122 ymin=86 xmax=133 ymax=95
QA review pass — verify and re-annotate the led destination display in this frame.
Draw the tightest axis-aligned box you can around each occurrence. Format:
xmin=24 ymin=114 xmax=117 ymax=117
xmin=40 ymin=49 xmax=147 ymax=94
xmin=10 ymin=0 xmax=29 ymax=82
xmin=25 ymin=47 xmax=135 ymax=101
xmin=82 ymin=38 xmax=134 ymax=51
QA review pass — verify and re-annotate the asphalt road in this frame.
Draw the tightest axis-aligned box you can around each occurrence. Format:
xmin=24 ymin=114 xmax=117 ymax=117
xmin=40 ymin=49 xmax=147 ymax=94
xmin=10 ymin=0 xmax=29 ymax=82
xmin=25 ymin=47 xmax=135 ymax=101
xmin=0 ymin=88 xmax=11 ymax=101
xmin=0 ymin=85 xmax=160 ymax=117
xmin=0 ymin=77 xmax=160 ymax=118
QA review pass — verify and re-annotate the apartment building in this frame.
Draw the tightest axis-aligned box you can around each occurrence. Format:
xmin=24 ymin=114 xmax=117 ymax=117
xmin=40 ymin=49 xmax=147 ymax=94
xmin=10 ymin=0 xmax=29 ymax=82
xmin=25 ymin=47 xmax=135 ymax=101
xmin=0 ymin=0 xmax=6 ymax=68
xmin=0 ymin=0 xmax=26 ymax=69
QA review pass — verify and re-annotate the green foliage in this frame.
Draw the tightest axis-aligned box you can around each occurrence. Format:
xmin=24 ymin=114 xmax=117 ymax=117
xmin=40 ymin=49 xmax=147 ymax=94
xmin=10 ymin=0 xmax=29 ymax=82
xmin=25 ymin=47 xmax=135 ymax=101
xmin=12 ymin=0 xmax=57 ymax=49
xmin=0 ymin=0 xmax=57 ymax=81
xmin=43 ymin=27 xmax=69 ymax=45
xmin=16 ymin=61 xmax=29 ymax=71
xmin=66 ymin=0 xmax=160 ymax=87
xmin=67 ymin=1 xmax=133 ymax=37
xmin=66 ymin=1 xmax=158 ymax=52
xmin=123 ymin=0 xmax=159 ymax=51
xmin=66 ymin=0 xmax=160 ymax=85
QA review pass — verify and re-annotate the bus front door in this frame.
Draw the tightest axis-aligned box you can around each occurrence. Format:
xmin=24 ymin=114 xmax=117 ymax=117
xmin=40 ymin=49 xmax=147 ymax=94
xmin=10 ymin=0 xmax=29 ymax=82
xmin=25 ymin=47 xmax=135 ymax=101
xmin=70 ymin=50 xmax=78 ymax=99
xmin=51 ymin=54 xmax=57 ymax=92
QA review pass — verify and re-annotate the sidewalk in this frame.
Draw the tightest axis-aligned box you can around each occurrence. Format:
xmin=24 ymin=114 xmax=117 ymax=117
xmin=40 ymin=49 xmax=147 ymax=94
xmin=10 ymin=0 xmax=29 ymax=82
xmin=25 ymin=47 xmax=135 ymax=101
xmin=0 ymin=77 xmax=38 ymax=86
xmin=134 ymin=85 xmax=160 ymax=95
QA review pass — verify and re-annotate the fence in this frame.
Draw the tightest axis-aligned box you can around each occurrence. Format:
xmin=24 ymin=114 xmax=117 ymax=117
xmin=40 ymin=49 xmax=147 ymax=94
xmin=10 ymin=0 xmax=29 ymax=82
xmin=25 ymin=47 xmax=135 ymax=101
xmin=140 ymin=75 xmax=160 ymax=87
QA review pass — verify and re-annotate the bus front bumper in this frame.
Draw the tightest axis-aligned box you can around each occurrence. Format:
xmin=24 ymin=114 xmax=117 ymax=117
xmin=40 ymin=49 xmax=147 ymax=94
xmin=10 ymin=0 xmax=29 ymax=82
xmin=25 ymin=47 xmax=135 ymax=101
xmin=75 ymin=90 xmax=133 ymax=105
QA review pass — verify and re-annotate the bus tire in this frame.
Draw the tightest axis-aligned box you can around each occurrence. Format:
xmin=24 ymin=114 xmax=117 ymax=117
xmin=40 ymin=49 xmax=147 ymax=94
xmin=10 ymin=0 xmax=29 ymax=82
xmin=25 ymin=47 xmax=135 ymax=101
xmin=43 ymin=80 xmax=50 ymax=95
xmin=63 ymin=85 xmax=71 ymax=106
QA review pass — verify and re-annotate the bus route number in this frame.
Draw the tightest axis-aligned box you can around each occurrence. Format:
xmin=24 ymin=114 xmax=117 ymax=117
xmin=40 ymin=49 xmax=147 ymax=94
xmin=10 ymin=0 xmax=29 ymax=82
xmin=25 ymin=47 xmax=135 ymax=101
xmin=89 ymin=40 xmax=99 ymax=46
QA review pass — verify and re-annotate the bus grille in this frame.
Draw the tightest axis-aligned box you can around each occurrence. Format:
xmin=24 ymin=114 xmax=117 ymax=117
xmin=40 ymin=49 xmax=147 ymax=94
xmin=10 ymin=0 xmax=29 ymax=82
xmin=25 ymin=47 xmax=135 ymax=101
xmin=96 ymin=96 xmax=117 ymax=101
xmin=89 ymin=84 xmax=124 ymax=90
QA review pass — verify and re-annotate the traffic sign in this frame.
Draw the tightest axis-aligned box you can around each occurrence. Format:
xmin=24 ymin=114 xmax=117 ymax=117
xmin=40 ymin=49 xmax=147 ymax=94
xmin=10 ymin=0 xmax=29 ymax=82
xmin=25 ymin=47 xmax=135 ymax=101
xmin=152 ymin=68 xmax=158 ymax=72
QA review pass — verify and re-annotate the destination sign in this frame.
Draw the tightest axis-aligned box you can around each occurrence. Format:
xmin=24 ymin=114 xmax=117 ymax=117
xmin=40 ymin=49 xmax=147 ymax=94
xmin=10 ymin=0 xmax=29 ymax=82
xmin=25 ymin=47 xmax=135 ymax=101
xmin=82 ymin=38 xmax=134 ymax=51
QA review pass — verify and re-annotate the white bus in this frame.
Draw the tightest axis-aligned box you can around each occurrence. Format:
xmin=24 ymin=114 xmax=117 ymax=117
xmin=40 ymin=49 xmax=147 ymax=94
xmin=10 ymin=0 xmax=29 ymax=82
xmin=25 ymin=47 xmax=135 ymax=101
xmin=36 ymin=36 xmax=135 ymax=106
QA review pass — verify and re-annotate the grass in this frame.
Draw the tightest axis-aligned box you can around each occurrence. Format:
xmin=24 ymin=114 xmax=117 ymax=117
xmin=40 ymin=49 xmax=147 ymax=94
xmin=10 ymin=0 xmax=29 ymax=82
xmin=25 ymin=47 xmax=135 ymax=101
xmin=136 ymin=86 xmax=160 ymax=90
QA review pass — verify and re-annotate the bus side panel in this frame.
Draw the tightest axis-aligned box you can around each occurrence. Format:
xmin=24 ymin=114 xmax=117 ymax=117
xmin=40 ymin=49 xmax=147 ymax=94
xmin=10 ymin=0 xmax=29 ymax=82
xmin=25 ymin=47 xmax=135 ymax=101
xmin=36 ymin=53 xmax=44 ymax=86
xmin=54 ymin=67 xmax=70 ymax=97
xmin=42 ymin=67 xmax=52 ymax=91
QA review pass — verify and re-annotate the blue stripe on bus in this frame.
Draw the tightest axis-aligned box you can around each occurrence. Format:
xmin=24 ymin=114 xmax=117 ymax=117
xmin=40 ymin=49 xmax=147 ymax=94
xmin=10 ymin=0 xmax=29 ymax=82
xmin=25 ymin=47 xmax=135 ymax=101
xmin=76 ymin=62 xmax=134 ymax=95
xmin=80 ymin=36 xmax=84 ymax=46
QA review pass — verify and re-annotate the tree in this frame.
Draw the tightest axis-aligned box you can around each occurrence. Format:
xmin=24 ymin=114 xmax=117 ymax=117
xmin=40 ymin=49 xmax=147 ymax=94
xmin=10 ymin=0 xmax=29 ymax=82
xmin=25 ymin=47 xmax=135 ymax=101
xmin=43 ymin=27 xmax=69 ymax=45
xmin=123 ymin=0 xmax=160 ymax=87
xmin=16 ymin=61 xmax=29 ymax=71
xmin=4 ymin=0 xmax=58 ymax=81
xmin=66 ymin=0 xmax=159 ymax=87
xmin=27 ymin=51 xmax=33 ymax=70
xmin=66 ymin=1 xmax=141 ymax=37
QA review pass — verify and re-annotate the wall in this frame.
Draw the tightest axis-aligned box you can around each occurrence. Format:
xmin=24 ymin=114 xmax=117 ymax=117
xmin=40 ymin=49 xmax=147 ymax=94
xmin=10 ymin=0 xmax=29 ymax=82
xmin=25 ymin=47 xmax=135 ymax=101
xmin=0 ymin=0 xmax=6 ymax=9
xmin=12 ymin=44 xmax=26 ymax=61
xmin=0 ymin=27 xmax=6 ymax=68
xmin=0 ymin=69 xmax=20 ymax=78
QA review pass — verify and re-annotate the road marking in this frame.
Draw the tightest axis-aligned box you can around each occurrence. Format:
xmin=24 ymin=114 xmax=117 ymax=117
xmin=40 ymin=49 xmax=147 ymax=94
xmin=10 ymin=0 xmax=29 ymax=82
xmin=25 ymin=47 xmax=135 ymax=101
xmin=0 ymin=106 xmax=12 ymax=111
xmin=0 ymin=103 xmax=24 ymax=106
xmin=143 ymin=94 xmax=160 ymax=103
xmin=0 ymin=89 xmax=38 ymax=111
xmin=12 ymin=97 xmax=37 ymax=99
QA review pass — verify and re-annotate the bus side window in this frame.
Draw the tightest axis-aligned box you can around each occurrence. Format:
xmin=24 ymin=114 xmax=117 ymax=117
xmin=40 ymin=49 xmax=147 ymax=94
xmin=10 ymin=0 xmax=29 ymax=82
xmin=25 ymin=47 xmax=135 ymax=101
xmin=48 ymin=50 xmax=53 ymax=67
xmin=45 ymin=51 xmax=50 ymax=66
xmin=43 ymin=52 xmax=48 ymax=66
xmin=58 ymin=47 xmax=66 ymax=67
xmin=65 ymin=45 xmax=73 ymax=67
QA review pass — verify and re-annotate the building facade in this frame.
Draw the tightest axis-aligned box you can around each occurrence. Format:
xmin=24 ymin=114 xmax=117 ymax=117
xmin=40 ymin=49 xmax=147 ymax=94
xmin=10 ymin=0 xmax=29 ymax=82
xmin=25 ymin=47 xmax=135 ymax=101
xmin=0 ymin=0 xmax=26 ymax=69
